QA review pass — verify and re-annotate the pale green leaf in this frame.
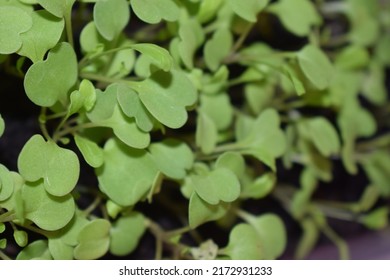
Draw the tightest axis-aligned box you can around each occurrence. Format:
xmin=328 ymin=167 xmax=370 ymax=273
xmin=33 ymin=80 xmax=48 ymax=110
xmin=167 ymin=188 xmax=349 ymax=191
xmin=22 ymin=181 xmax=75 ymax=231
xmin=135 ymin=69 xmax=197 ymax=129
xmin=110 ymin=212 xmax=146 ymax=256
xmin=196 ymin=111 xmax=218 ymax=154
xmin=97 ymin=139 xmax=159 ymax=206
xmin=93 ymin=0 xmax=130 ymax=41
xmin=48 ymin=238 xmax=74 ymax=260
xmin=37 ymin=0 xmax=75 ymax=17
xmin=68 ymin=79 xmax=96 ymax=116
xmin=87 ymin=86 xmax=117 ymax=122
xmin=294 ymin=218 xmax=319 ymax=259
xmin=116 ymin=84 xmax=154 ymax=132
xmin=14 ymin=230 xmax=28 ymax=247
xmin=334 ymin=45 xmax=370 ymax=70
xmin=131 ymin=43 xmax=173 ymax=72
xmin=74 ymin=219 xmax=111 ymax=260
xmin=215 ymin=152 xmax=245 ymax=179
xmin=189 ymin=192 xmax=229 ymax=229
xmin=241 ymin=172 xmax=276 ymax=199
xmin=297 ymin=45 xmax=333 ymax=90
xmin=100 ymin=105 xmax=150 ymax=149
xmin=74 ymin=135 xmax=104 ymax=168
xmin=204 ymin=28 xmax=232 ymax=71
xmin=244 ymin=82 xmax=274 ymax=115
xmin=227 ymin=0 xmax=269 ymax=22
xmin=200 ymin=93 xmax=233 ymax=131
xmin=17 ymin=240 xmax=52 ymax=260
xmin=305 ymin=117 xmax=340 ymax=157
xmin=18 ymin=134 xmax=80 ymax=197
xmin=192 ymin=168 xmax=240 ymax=205
xmin=244 ymin=213 xmax=286 ymax=259
xmin=268 ymin=0 xmax=321 ymax=36
xmin=149 ymin=139 xmax=194 ymax=180
xmin=197 ymin=0 xmax=223 ymax=23
xmin=178 ymin=19 xmax=204 ymax=69
xmin=17 ymin=10 xmax=64 ymax=62
xmin=24 ymin=42 xmax=78 ymax=106
xmin=131 ymin=0 xmax=179 ymax=24
xmin=0 ymin=164 xmax=14 ymax=201
xmin=0 ymin=6 xmax=32 ymax=54
xmin=223 ymin=223 xmax=263 ymax=260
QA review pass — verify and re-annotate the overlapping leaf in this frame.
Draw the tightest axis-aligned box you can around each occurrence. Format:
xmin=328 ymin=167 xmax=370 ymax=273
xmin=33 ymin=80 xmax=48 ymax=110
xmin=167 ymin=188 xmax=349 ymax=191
xmin=18 ymin=134 xmax=80 ymax=197
xmin=93 ymin=0 xmax=130 ymax=41
xmin=24 ymin=42 xmax=78 ymax=106
xmin=131 ymin=0 xmax=179 ymax=24
xmin=17 ymin=10 xmax=64 ymax=62
xmin=97 ymin=139 xmax=159 ymax=206
xmin=0 ymin=6 xmax=32 ymax=54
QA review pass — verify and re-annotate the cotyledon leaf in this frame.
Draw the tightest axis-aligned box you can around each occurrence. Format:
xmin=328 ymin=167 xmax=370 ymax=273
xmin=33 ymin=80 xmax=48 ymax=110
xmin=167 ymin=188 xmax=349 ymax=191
xmin=17 ymin=9 xmax=64 ymax=62
xmin=97 ymin=139 xmax=159 ymax=206
xmin=130 ymin=0 xmax=179 ymax=24
xmin=130 ymin=43 xmax=173 ymax=72
xmin=24 ymin=42 xmax=78 ymax=107
xmin=37 ymin=0 xmax=75 ymax=18
xmin=93 ymin=0 xmax=130 ymax=41
xmin=110 ymin=212 xmax=146 ymax=256
xmin=17 ymin=134 xmax=80 ymax=197
xmin=149 ymin=139 xmax=194 ymax=180
xmin=22 ymin=181 xmax=75 ymax=231
xmin=192 ymin=168 xmax=241 ymax=205
xmin=0 ymin=6 xmax=32 ymax=54
xmin=74 ymin=135 xmax=104 ymax=168
xmin=227 ymin=0 xmax=269 ymax=22
xmin=297 ymin=45 xmax=334 ymax=90
xmin=133 ymin=69 xmax=197 ymax=129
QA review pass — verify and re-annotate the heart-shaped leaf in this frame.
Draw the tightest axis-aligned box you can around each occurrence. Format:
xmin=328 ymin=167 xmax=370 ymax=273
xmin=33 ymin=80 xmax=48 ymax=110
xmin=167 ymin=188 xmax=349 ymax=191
xmin=24 ymin=42 xmax=78 ymax=106
xmin=192 ymin=168 xmax=240 ymax=205
xmin=200 ymin=93 xmax=233 ymax=131
xmin=110 ymin=212 xmax=146 ymax=256
xmin=189 ymin=192 xmax=229 ymax=229
xmin=131 ymin=0 xmax=179 ymax=24
xmin=94 ymin=0 xmax=130 ymax=41
xmin=239 ymin=108 xmax=286 ymax=170
xmin=241 ymin=172 xmax=276 ymax=199
xmin=17 ymin=10 xmax=64 ymax=62
xmin=149 ymin=139 xmax=194 ymax=180
xmin=37 ymin=0 xmax=75 ymax=18
xmin=215 ymin=152 xmax=246 ymax=179
xmin=22 ymin=181 xmax=75 ymax=231
xmin=134 ymin=69 xmax=197 ymax=129
xmin=97 ymin=139 xmax=159 ymax=206
xmin=243 ymin=213 xmax=287 ymax=259
xmin=74 ymin=219 xmax=111 ymax=260
xmin=0 ymin=6 xmax=32 ymax=54
xmin=204 ymin=28 xmax=233 ymax=71
xmin=223 ymin=223 xmax=263 ymax=260
xmin=48 ymin=238 xmax=74 ymax=260
xmin=18 ymin=134 xmax=80 ymax=197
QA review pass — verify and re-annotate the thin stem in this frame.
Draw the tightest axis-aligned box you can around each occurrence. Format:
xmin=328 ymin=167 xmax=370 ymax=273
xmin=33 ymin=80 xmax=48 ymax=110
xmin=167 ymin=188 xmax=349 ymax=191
xmin=55 ymin=122 xmax=102 ymax=139
xmin=0 ymin=250 xmax=11 ymax=260
xmin=64 ymin=10 xmax=74 ymax=47
xmin=166 ymin=226 xmax=191 ymax=238
xmin=82 ymin=196 xmax=102 ymax=217
xmin=39 ymin=108 xmax=53 ymax=141
xmin=319 ymin=223 xmax=350 ymax=260
xmin=147 ymin=219 xmax=164 ymax=260
xmin=0 ymin=211 xmax=16 ymax=223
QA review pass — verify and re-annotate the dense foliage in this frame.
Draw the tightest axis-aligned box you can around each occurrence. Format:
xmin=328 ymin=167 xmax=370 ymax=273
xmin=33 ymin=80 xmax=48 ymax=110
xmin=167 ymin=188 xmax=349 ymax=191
xmin=0 ymin=0 xmax=389 ymax=260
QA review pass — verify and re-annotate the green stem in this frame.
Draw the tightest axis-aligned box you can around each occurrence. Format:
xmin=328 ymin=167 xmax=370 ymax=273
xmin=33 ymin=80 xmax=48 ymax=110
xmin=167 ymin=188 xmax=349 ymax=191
xmin=0 ymin=211 xmax=16 ymax=223
xmin=166 ymin=226 xmax=191 ymax=238
xmin=319 ymin=223 xmax=350 ymax=260
xmin=64 ymin=10 xmax=74 ymax=47
xmin=82 ymin=196 xmax=102 ymax=217
xmin=223 ymin=23 xmax=254 ymax=64
xmin=146 ymin=219 xmax=164 ymax=260
xmin=39 ymin=108 xmax=53 ymax=141
xmin=79 ymin=72 xmax=131 ymax=85
xmin=0 ymin=250 xmax=11 ymax=260
xmin=54 ymin=122 xmax=102 ymax=139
